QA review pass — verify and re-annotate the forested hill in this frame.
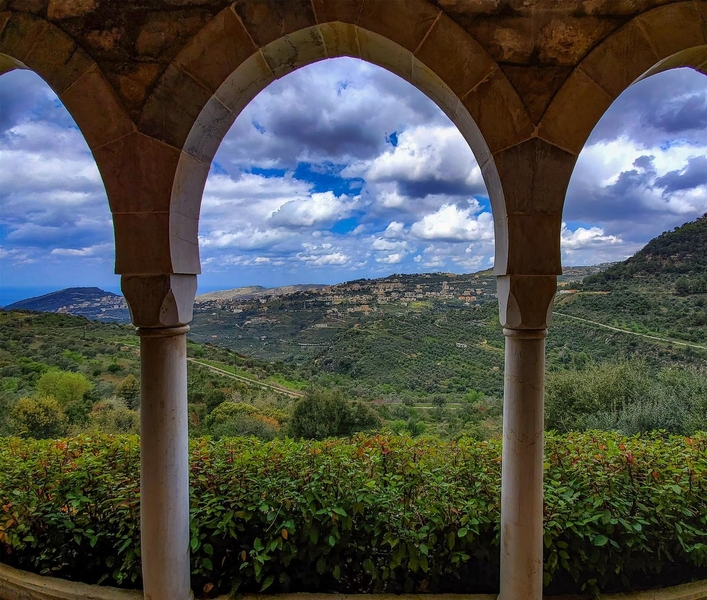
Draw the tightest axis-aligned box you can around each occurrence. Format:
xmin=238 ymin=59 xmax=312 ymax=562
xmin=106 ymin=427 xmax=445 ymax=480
xmin=3 ymin=287 xmax=129 ymax=322
xmin=581 ymin=214 xmax=707 ymax=289
xmin=556 ymin=214 xmax=706 ymax=344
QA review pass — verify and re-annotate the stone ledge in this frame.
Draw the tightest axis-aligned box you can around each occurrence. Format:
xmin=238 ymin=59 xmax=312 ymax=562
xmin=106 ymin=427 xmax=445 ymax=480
xmin=0 ymin=562 xmax=706 ymax=600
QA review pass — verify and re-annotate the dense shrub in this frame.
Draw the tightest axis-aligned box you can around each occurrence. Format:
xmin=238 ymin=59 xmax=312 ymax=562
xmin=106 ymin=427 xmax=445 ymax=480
xmin=0 ymin=433 xmax=705 ymax=595
xmin=11 ymin=396 xmax=68 ymax=439
xmin=545 ymin=361 xmax=707 ymax=434
xmin=290 ymin=389 xmax=381 ymax=439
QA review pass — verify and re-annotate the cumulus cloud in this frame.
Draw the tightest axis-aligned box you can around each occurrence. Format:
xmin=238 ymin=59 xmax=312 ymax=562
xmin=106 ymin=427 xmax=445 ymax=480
xmin=269 ymin=191 xmax=358 ymax=229
xmin=3 ymin=59 xmax=707 ymax=294
xmin=410 ymin=203 xmax=494 ymax=243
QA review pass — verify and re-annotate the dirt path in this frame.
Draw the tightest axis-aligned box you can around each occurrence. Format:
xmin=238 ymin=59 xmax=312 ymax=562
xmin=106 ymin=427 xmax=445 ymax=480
xmin=187 ymin=358 xmax=306 ymax=398
xmin=553 ymin=312 xmax=707 ymax=351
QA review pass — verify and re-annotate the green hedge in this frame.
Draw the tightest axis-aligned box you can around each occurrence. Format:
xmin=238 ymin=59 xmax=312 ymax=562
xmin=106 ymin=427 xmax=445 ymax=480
xmin=0 ymin=433 xmax=705 ymax=595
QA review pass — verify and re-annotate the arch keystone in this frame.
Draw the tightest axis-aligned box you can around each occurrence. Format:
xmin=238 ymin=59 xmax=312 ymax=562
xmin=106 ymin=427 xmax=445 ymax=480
xmin=319 ymin=21 xmax=360 ymax=59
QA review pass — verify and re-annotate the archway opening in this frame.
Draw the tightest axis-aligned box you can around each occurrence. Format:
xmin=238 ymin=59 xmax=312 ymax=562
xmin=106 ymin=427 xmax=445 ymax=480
xmin=0 ymin=68 xmax=141 ymax=443
xmin=186 ymin=56 xmax=514 ymax=441
xmin=549 ymin=66 xmax=707 ymax=436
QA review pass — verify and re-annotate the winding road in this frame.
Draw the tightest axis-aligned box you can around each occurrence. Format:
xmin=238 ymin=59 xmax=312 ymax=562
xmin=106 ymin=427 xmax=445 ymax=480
xmin=187 ymin=358 xmax=306 ymax=398
xmin=553 ymin=312 xmax=707 ymax=351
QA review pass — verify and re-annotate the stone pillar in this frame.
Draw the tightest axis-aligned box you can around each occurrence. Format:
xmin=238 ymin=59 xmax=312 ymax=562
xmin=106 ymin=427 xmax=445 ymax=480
xmin=497 ymin=275 xmax=556 ymax=600
xmin=122 ymin=274 xmax=197 ymax=600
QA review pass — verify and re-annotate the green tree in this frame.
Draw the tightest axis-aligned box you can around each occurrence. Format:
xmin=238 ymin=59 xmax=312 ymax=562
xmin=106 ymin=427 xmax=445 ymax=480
xmin=116 ymin=374 xmax=140 ymax=409
xmin=290 ymin=389 xmax=346 ymax=440
xmin=37 ymin=370 xmax=92 ymax=408
xmin=12 ymin=396 xmax=68 ymax=439
xmin=340 ymin=400 xmax=381 ymax=436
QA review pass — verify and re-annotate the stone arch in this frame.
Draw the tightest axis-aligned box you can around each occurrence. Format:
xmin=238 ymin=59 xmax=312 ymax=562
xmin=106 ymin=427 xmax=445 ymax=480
xmin=539 ymin=1 xmax=707 ymax=157
xmin=0 ymin=10 xmax=137 ymax=274
xmin=134 ymin=0 xmax=535 ymax=278
xmin=0 ymin=10 xmax=134 ymax=161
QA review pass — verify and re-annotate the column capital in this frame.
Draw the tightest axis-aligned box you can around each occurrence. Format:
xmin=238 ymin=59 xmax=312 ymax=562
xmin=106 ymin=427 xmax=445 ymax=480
xmin=121 ymin=274 xmax=197 ymax=328
xmin=497 ymin=274 xmax=556 ymax=330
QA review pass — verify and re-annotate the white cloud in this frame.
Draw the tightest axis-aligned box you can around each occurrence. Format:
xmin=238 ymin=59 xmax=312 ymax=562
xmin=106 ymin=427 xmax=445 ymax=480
xmin=269 ymin=191 xmax=358 ymax=228
xmin=410 ymin=203 xmax=494 ymax=243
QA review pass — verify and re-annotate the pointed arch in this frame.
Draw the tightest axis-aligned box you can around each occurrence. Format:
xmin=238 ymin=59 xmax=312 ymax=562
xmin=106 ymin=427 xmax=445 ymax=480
xmin=539 ymin=1 xmax=707 ymax=157
xmin=130 ymin=0 xmax=534 ymax=278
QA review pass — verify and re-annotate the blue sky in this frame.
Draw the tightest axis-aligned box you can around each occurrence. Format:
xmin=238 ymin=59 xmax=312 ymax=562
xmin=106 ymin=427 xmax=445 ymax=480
xmin=1 ymin=58 xmax=707 ymax=305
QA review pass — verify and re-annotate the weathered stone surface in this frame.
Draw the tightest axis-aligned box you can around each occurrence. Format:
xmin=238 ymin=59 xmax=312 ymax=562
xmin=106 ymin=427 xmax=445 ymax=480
xmin=174 ymin=6 xmax=255 ymax=94
xmin=580 ymin=19 xmax=659 ymax=98
xmin=0 ymin=11 xmax=10 ymax=35
xmin=8 ymin=0 xmax=45 ymax=14
xmin=232 ymin=0 xmax=315 ymax=48
xmin=0 ymin=51 xmax=19 ymax=75
xmin=311 ymin=0 xmax=363 ymax=25
xmin=357 ymin=26 xmax=413 ymax=81
xmin=47 ymin=0 xmax=95 ymax=20
xmin=113 ymin=212 xmax=174 ymax=275
xmin=0 ymin=12 xmax=47 ymax=62
xmin=139 ymin=63 xmax=212 ymax=149
xmin=319 ymin=21 xmax=359 ymax=58
xmin=415 ymin=13 xmax=496 ymax=97
xmin=122 ymin=274 xmax=197 ymax=327
xmin=214 ymin=51 xmax=274 ymax=116
xmin=358 ymin=0 xmax=440 ymax=53
xmin=580 ymin=0 xmax=674 ymax=16
xmin=476 ymin=18 xmax=536 ymax=64
xmin=23 ymin=22 xmax=93 ymax=95
xmin=502 ymin=65 xmax=572 ymax=124
xmin=503 ymin=214 xmax=563 ymax=276
xmin=60 ymin=64 xmax=134 ymax=150
xmin=93 ymin=132 xmax=180 ymax=214
xmin=171 ymin=151 xmax=210 ymax=220
xmin=637 ymin=2 xmax=707 ymax=60
xmin=539 ymin=68 xmax=613 ymax=154
xmin=104 ymin=62 xmax=165 ymax=115
xmin=260 ymin=26 xmax=326 ymax=78
xmin=182 ymin=94 xmax=234 ymax=163
xmin=461 ymin=68 xmax=534 ymax=155
xmin=134 ymin=10 xmax=212 ymax=62
xmin=492 ymin=138 xmax=576 ymax=215
xmin=497 ymin=274 xmax=556 ymax=331
xmin=536 ymin=17 xmax=615 ymax=65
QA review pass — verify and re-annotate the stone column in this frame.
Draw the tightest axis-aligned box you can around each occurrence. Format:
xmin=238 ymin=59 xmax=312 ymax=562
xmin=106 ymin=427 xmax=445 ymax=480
xmin=497 ymin=275 xmax=556 ymax=600
xmin=122 ymin=274 xmax=197 ymax=600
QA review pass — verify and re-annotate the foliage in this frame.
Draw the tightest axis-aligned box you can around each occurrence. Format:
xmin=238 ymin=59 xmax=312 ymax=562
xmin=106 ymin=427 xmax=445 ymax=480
xmin=0 ymin=433 xmax=705 ymax=595
xmin=545 ymin=361 xmax=707 ymax=435
xmin=37 ymin=370 xmax=92 ymax=409
xmin=115 ymin=375 xmax=140 ymax=410
xmin=289 ymin=389 xmax=381 ymax=440
xmin=11 ymin=396 xmax=68 ymax=439
xmin=205 ymin=402 xmax=281 ymax=441
xmin=86 ymin=401 xmax=140 ymax=435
